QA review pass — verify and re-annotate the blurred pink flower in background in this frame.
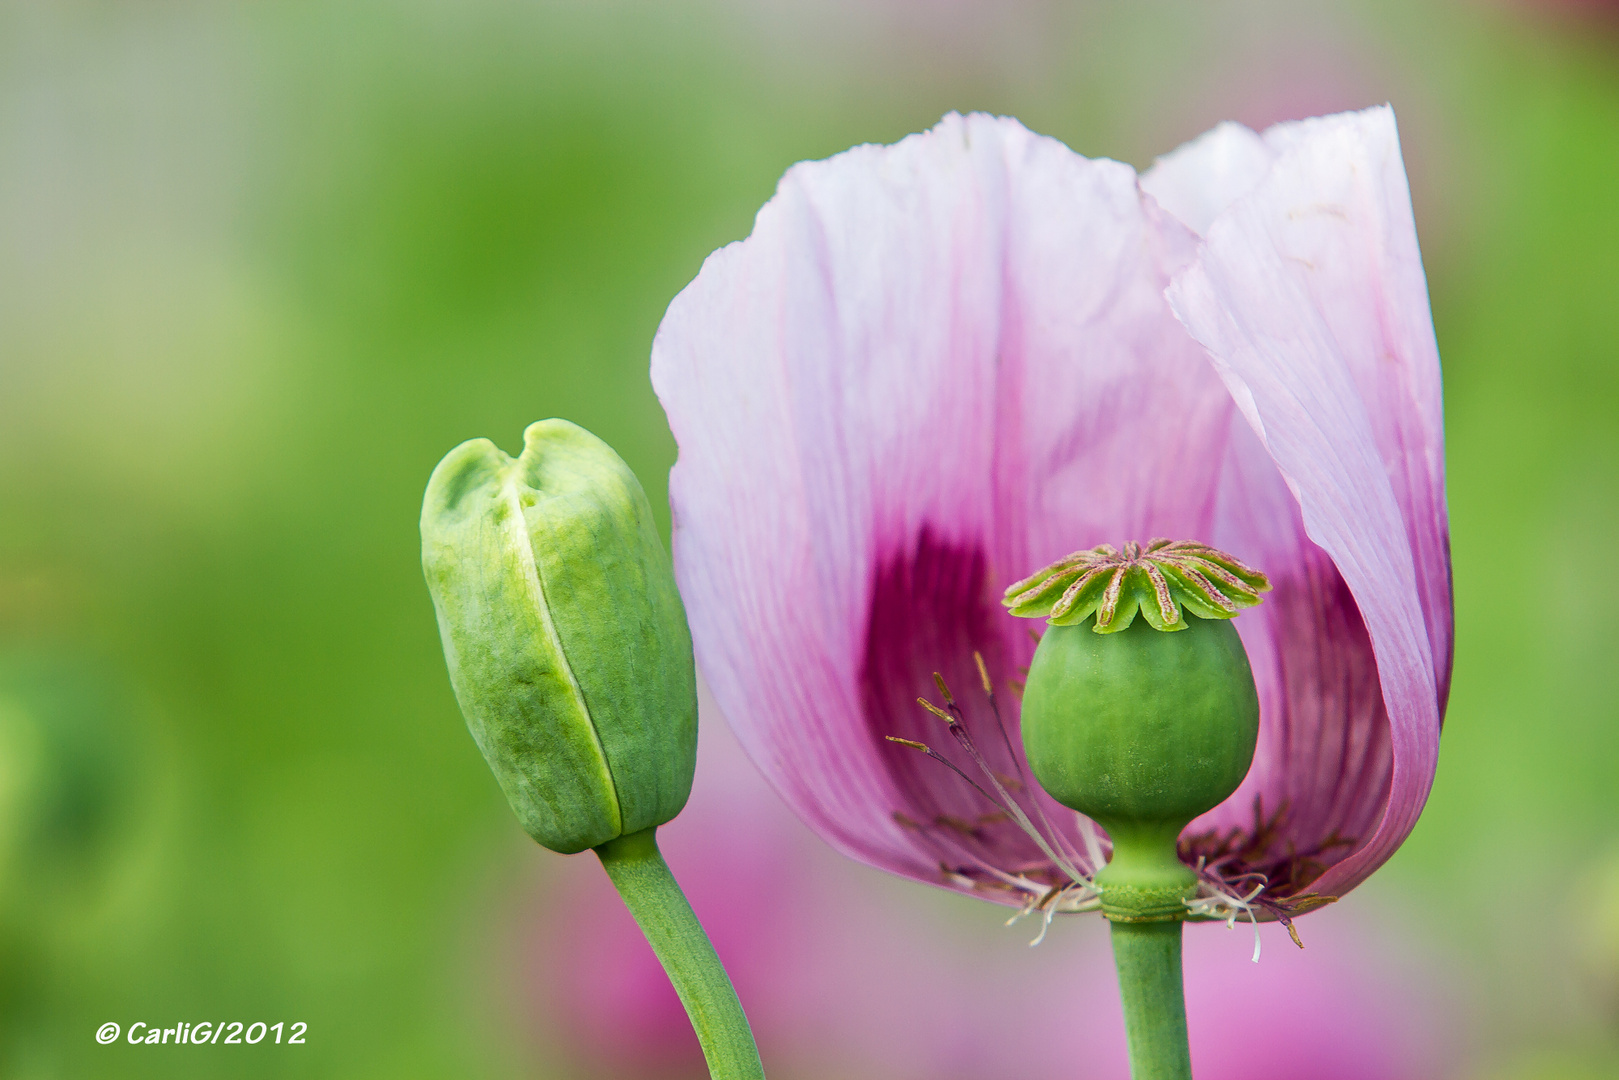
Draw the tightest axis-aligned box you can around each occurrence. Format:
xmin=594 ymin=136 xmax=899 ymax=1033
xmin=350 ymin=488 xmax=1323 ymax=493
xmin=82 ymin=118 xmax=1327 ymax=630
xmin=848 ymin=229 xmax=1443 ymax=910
xmin=649 ymin=108 xmax=1451 ymax=924
xmin=522 ymin=704 xmax=1440 ymax=1080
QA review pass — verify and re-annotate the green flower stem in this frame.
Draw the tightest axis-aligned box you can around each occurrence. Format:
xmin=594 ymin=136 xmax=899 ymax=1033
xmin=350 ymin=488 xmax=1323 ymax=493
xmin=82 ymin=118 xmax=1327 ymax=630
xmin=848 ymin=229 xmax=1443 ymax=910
xmin=1109 ymin=920 xmax=1192 ymax=1080
xmin=594 ymin=827 xmax=765 ymax=1080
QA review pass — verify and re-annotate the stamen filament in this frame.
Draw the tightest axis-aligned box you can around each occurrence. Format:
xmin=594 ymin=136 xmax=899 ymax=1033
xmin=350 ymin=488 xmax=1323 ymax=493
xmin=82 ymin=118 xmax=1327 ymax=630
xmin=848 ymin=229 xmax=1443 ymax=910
xmin=932 ymin=701 xmax=1091 ymax=887
xmin=884 ymin=734 xmax=1006 ymax=812
xmin=972 ymin=652 xmax=1094 ymax=877
xmin=900 ymin=681 xmax=1094 ymax=890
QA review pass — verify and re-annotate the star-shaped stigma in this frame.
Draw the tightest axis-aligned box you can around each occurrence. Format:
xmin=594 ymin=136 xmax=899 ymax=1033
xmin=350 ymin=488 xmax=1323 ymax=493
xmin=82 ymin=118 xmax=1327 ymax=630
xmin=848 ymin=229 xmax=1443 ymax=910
xmin=1002 ymin=539 xmax=1271 ymax=633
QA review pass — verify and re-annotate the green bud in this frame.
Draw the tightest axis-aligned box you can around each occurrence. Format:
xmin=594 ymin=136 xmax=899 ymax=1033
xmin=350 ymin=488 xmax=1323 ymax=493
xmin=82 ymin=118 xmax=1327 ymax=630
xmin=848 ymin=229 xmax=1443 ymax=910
xmin=421 ymin=420 xmax=697 ymax=855
xmin=1006 ymin=539 xmax=1267 ymax=921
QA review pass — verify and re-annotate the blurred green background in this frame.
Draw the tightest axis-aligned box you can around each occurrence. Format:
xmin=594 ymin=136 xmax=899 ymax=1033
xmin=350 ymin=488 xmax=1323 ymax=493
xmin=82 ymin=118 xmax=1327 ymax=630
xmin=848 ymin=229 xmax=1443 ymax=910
xmin=0 ymin=0 xmax=1616 ymax=1077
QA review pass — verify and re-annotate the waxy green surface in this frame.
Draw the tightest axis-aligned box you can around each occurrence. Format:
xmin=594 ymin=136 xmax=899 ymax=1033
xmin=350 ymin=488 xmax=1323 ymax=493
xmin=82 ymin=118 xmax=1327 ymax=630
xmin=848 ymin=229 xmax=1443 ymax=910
xmin=1020 ymin=614 xmax=1259 ymax=832
xmin=421 ymin=420 xmax=697 ymax=854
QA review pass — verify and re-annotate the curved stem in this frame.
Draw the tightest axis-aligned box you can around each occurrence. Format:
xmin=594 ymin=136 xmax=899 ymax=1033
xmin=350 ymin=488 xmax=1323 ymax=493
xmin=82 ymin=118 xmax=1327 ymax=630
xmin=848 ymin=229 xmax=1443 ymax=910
xmin=1109 ymin=920 xmax=1192 ymax=1080
xmin=594 ymin=827 xmax=765 ymax=1080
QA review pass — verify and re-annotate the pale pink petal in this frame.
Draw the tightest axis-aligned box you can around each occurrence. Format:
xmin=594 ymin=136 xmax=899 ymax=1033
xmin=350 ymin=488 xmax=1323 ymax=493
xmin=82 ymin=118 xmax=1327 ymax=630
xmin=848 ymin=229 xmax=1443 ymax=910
xmin=1168 ymin=106 xmax=1450 ymax=899
xmin=1141 ymin=120 xmax=1275 ymax=237
xmin=653 ymin=113 xmax=1241 ymax=893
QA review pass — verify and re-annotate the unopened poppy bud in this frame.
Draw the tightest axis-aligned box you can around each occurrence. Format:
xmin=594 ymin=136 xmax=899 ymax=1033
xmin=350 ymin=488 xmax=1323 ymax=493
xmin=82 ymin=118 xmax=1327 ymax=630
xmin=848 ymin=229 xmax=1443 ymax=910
xmin=1005 ymin=539 xmax=1268 ymax=921
xmin=421 ymin=420 xmax=698 ymax=855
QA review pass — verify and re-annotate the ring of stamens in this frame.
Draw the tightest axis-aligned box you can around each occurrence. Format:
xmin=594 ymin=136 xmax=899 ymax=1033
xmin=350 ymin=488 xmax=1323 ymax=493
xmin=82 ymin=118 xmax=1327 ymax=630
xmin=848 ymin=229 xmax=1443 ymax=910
xmin=885 ymin=651 xmax=1316 ymax=954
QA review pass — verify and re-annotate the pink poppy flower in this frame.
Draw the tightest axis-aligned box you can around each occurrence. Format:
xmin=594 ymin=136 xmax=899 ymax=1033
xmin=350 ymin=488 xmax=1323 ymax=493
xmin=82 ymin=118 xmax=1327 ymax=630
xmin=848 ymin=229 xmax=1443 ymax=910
xmin=650 ymin=107 xmax=1451 ymax=924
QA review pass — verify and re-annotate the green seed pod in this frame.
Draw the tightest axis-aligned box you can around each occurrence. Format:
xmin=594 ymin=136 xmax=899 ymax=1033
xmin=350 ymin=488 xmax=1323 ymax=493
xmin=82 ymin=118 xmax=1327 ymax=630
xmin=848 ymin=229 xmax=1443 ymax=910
xmin=421 ymin=420 xmax=697 ymax=855
xmin=1005 ymin=539 xmax=1268 ymax=921
xmin=1019 ymin=616 xmax=1259 ymax=830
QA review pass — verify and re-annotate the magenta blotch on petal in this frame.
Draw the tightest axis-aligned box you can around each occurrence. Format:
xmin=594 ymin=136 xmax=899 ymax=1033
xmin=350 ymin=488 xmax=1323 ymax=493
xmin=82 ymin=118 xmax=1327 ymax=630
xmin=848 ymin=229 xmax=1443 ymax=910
xmin=652 ymin=108 xmax=1450 ymax=920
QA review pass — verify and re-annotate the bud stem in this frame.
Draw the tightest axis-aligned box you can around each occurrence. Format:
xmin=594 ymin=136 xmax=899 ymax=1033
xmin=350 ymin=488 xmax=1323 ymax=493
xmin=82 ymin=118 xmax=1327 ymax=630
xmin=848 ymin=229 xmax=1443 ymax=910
xmin=594 ymin=827 xmax=766 ymax=1080
xmin=1110 ymin=920 xmax=1192 ymax=1080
